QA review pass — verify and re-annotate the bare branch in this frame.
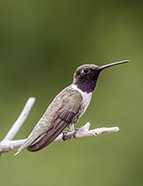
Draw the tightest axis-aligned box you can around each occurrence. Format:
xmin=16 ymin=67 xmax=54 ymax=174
xmin=0 ymin=123 xmax=119 ymax=154
xmin=54 ymin=122 xmax=119 ymax=142
xmin=0 ymin=139 xmax=26 ymax=153
xmin=3 ymin=97 xmax=35 ymax=141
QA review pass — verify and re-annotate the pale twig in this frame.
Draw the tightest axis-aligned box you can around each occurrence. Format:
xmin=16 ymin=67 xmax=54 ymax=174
xmin=54 ymin=122 xmax=119 ymax=142
xmin=0 ymin=123 xmax=119 ymax=154
xmin=3 ymin=97 xmax=35 ymax=141
xmin=0 ymin=97 xmax=35 ymax=154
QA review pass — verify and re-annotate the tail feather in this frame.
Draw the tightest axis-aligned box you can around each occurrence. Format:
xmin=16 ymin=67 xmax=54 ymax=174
xmin=14 ymin=134 xmax=40 ymax=155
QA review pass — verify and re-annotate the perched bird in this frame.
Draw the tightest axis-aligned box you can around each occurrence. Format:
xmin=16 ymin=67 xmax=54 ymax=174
xmin=16 ymin=60 xmax=128 ymax=154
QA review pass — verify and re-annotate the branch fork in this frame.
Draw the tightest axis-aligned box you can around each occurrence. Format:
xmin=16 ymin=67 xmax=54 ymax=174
xmin=0 ymin=97 xmax=119 ymax=155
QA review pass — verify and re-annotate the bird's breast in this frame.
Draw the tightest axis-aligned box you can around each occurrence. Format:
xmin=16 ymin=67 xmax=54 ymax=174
xmin=71 ymin=84 xmax=92 ymax=114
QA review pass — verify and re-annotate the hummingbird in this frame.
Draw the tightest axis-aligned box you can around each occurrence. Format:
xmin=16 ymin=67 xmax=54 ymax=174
xmin=16 ymin=60 xmax=129 ymax=154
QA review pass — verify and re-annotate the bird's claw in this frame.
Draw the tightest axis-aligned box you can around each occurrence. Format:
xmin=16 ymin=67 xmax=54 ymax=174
xmin=62 ymin=131 xmax=68 ymax=141
xmin=62 ymin=128 xmax=79 ymax=141
xmin=73 ymin=128 xmax=79 ymax=138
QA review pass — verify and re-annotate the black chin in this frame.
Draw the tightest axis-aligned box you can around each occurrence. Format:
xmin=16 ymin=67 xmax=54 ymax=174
xmin=93 ymin=70 xmax=101 ymax=80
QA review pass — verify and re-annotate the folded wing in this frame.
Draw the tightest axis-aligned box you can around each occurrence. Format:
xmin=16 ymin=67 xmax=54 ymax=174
xmin=27 ymin=91 xmax=82 ymax=152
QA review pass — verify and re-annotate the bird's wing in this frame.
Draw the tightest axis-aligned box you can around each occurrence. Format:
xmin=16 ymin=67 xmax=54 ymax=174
xmin=27 ymin=91 xmax=82 ymax=152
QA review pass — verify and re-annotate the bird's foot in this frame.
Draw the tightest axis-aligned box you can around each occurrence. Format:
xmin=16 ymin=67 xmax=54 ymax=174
xmin=62 ymin=131 xmax=68 ymax=141
xmin=62 ymin=128 xmax=79 ymax=141
xmin=73 ymin=128 xmax=79 ymax=138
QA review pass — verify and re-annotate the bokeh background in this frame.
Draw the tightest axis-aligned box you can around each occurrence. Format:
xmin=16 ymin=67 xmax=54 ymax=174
xmin=0 ymin=0 xmax=142 ymax=186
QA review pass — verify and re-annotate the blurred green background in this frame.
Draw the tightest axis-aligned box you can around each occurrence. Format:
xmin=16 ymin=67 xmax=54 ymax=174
xmin=0 ymin=0 xmax=142 ymax=186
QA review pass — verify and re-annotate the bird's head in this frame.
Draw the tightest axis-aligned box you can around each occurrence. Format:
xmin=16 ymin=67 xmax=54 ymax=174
xmin=73 ymin=60 xmax=129 ymax=93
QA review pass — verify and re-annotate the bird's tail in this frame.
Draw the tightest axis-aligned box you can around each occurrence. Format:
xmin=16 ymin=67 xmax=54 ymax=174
xmin=14 ymin=134 xmax=38 ymax=156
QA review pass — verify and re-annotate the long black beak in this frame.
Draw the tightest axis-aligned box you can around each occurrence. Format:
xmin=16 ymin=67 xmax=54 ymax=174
xmin=97 ymin=60 xmax=129 ymax=71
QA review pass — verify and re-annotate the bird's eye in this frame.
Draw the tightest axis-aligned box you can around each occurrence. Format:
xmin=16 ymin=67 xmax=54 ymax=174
xmin=83 ymin=68 xmax=89 ymax=74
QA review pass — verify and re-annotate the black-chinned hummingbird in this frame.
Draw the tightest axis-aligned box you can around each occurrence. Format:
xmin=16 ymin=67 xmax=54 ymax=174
xmin=16 ymin=60 xmax=129 ymax=154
